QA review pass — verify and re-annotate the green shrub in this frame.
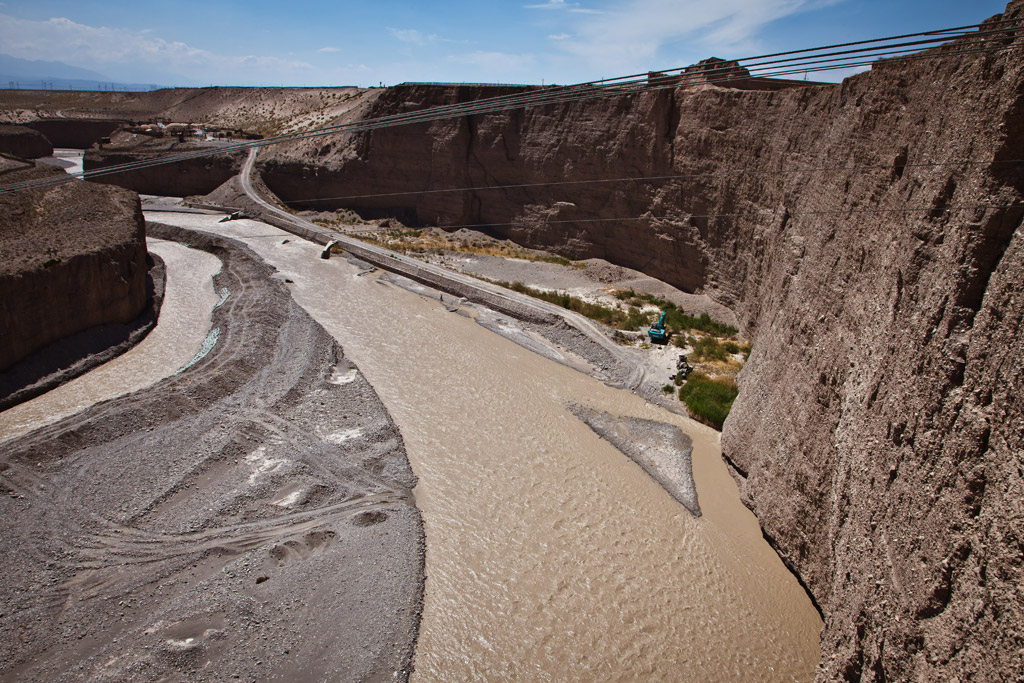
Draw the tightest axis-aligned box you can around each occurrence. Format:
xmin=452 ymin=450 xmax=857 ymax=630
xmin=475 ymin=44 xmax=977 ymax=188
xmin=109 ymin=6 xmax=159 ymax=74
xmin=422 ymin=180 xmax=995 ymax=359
xmin=724 ymin=341 xmax=740 ymax=355
xmin=488 ymin=281 xmax=654 ymax=331
xmin=662 ymin=384 xmax=675 ymax=394
xmin=678 ymin=373 xmax=739 ymax=430
xmin=691 ymin=336 xmax=729 ymax=362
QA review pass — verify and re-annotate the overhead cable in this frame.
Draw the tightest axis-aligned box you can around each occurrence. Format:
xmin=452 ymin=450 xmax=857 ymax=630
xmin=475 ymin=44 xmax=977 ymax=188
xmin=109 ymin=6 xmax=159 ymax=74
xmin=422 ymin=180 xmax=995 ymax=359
xmin=1 ymin=20 xmax=1022 ymax=195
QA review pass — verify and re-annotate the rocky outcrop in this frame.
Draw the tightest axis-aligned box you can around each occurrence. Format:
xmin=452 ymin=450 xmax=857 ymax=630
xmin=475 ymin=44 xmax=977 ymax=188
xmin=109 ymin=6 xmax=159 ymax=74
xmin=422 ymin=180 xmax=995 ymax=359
xmin=0 ymin=125 xmax=53 ymax=158
xmin=260 ymin=6 xmax=1024 ymax=680
xmin=0 ymin=159 xmax=146 ymax=372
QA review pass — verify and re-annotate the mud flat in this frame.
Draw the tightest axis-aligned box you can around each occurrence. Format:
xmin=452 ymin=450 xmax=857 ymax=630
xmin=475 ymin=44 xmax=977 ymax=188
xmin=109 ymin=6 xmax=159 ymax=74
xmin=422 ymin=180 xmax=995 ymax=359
xmin=161 ymin=212 xmax=823 ymax=682
xmin=0 ymin=226 xmax=423 ymax=681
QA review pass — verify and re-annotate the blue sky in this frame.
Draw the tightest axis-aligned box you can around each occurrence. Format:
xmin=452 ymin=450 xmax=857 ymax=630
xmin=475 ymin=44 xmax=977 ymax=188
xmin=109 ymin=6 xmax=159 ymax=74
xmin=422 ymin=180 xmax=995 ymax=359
xmin=0 ymin=0 xmax=1012 ymax=87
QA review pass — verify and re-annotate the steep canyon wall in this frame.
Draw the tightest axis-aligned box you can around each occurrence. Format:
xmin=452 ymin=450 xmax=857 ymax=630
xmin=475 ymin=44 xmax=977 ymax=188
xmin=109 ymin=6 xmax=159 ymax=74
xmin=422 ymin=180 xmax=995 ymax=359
xmin=83 ymin=146 xmax=244 ymax=197
xmin=262 ymin=10 xmax=1024 ymax=681
xmin=0 ymin=160 xmax=147 ymax=372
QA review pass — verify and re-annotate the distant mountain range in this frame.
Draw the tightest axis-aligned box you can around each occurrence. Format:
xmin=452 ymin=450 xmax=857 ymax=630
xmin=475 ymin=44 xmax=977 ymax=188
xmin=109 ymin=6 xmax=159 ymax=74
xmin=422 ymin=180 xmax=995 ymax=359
xmin=0 ymin=54 xmax=164 ymax=92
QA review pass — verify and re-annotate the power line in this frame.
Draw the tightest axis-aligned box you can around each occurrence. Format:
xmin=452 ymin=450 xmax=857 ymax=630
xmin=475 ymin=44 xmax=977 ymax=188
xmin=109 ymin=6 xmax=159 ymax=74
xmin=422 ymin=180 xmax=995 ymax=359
xmin=6 ymin=33 xmax=1019 ymax=193
xmin=281 ymin=158 xmax=1024 ymax=205
xmin=2 ymin=20 xmax=1022 ymax=195
xmin=5 ymin=38 xmax=1017 ymax=197
xmin=334 ymin=204 xmax=1021 ymax=235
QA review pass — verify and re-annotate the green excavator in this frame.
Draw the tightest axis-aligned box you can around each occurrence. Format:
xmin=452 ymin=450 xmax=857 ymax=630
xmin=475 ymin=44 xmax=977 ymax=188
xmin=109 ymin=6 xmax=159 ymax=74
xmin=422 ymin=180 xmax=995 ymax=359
xmin=648 ymin=311 xmax=669 ymax=344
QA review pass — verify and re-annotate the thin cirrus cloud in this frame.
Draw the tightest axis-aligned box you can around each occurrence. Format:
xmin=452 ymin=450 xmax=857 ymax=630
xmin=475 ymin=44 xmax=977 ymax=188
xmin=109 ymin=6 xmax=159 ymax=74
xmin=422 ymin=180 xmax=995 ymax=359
xmin=317 ymin=46 xmax=341 ymax=53
xmin=387 ymin=27 xmax=464 ymax=46
xmin=0 ymin=12 xmax=312 ymax=82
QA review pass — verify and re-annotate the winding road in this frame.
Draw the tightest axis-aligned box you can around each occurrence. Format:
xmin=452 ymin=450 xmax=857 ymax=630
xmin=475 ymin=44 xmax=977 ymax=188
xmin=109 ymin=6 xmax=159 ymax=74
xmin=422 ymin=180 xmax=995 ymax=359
xmin=240 ymin=148 xmax=649 ymax=390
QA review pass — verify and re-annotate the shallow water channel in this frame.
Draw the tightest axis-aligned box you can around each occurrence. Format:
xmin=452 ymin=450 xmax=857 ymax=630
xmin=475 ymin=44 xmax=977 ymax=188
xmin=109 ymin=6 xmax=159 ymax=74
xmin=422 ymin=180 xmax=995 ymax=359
xmin=161 ymin=214 xmax=822 ymax=681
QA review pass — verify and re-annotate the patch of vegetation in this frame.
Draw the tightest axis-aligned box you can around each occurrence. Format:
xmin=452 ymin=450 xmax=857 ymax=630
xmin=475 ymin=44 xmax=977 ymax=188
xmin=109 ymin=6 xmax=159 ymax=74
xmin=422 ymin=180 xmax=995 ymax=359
xmin=690 ymin=336 xmax=729 ymax=362
xmin=486 ymin=279 xmax=639 ymax=327
xmin=678 ymin=373 xmax=739 ymax=430
xmin=613 ymin=290 xmax=738 ymax=337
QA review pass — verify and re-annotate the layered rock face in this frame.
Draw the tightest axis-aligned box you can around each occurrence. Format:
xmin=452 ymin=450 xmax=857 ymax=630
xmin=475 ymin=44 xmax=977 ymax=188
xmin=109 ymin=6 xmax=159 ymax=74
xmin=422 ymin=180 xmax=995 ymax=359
xmin=84 ymin=142 xmax=244 ymax=197
xmin=0 ymin=125 xmax=53 ymax=159
xmin=0 ymin=159 xmax=146 ymax=371
xmin=261 ymin=7 xmax=1024 ymax=680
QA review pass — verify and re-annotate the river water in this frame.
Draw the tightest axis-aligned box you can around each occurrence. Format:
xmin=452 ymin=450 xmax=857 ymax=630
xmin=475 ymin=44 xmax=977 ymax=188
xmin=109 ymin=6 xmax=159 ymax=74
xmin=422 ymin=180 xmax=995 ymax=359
xmin=169 ymin=214 xmax=822 ymax=681
xmin=3 ymin=210 xmax=822 ymax=680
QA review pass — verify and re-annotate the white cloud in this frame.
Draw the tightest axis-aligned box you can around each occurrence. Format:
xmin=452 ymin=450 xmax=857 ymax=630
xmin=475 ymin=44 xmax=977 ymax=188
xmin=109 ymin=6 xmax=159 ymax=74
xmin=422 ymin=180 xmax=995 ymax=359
xmin=386 ymin=27 xmax=461 ymax=46
xmin=318 ymin=46 xmax=341 ymax=53
xmin=388 ymin=27 xmax=428 ymax=44
xmin=526 ymin=0 xmax=601 ymax=13
xmin=549 ymin=33 xmax=572 ymax=40
xmin=556 ymin=0 xmax=841 ymax=71
xmin=0 ymin=13 xmax=312 ymax=83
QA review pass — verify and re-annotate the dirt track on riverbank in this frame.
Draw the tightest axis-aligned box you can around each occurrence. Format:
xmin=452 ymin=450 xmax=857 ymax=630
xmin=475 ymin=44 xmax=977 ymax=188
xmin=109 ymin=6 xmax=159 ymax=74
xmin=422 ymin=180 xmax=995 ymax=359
xmin=0 ymin=225 xmax=423 ymax=682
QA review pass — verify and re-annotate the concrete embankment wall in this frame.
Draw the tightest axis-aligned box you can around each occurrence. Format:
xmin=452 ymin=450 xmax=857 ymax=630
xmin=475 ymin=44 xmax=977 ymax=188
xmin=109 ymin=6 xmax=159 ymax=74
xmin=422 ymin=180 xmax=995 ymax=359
xmin=253 ymin=210 xmax=558 ymax=325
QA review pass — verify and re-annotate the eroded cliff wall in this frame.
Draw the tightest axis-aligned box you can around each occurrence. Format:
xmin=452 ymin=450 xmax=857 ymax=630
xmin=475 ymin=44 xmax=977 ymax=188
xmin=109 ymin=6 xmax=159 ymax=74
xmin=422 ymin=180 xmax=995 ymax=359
xmin=0 ymin=159 xmax=147 ymax=371
xmin=262 ymin=8 xmax=1024 ymax=681
xmin=0 ymin=125 xmax=53 ymax=159
xmin=83 ymin=145 xmax=244 ymax=197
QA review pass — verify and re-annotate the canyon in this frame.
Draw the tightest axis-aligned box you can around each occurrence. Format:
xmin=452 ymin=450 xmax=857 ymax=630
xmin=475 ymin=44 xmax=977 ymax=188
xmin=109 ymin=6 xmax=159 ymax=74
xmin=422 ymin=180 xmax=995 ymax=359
xmin=1 ymin=2 xmax=1023 ymax=680
xmin=256 ymin=21 xmax=1024 ymax=680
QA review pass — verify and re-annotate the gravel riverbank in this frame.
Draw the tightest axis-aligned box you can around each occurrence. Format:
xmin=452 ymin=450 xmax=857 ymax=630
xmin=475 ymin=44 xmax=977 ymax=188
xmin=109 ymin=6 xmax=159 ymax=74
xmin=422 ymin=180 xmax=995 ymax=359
xmin=0 ymin=225 xmax=423 ymax=682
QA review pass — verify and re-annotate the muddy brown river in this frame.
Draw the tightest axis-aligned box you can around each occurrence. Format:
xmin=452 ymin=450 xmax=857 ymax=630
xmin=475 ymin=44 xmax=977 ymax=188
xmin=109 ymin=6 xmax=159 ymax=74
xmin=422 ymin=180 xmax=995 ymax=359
xmin=5 ymin=212 xmax=822 ymax=680
xmin=168 ymin=215 xmax=822 ymax=681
